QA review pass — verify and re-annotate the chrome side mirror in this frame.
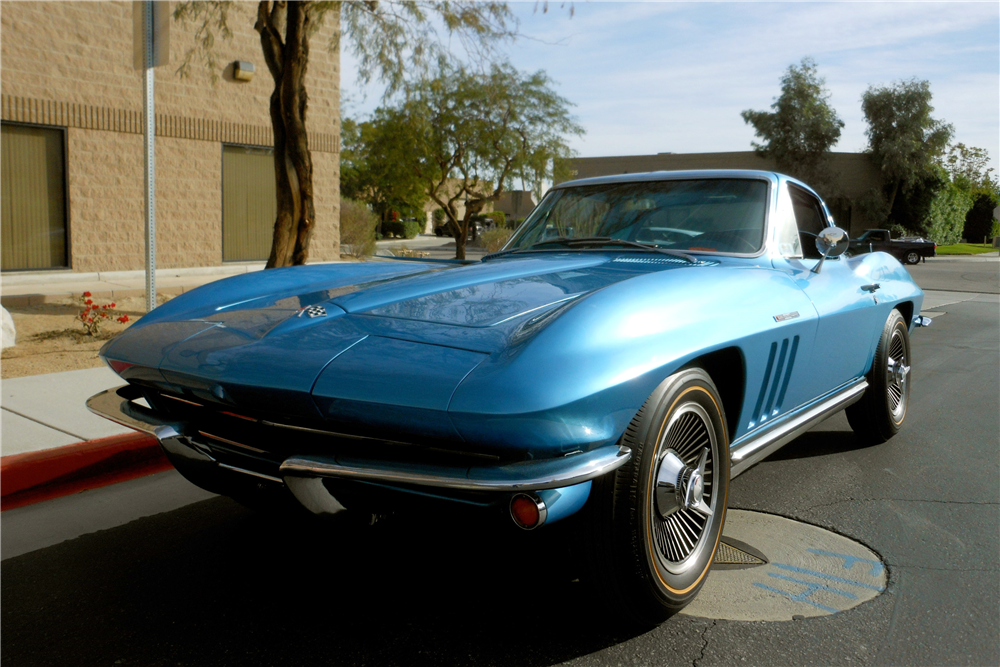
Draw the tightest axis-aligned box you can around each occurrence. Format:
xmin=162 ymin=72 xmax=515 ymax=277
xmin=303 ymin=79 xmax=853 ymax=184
xmin=811 ymin=227 xmax=850 ymax=274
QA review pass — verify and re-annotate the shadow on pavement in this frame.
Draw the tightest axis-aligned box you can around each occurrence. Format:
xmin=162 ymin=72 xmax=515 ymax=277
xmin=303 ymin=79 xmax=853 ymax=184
xmin=1 ymin=497 xmax=647 ymax=666
xmin=762 ymin=429 xmax=879 ymax=462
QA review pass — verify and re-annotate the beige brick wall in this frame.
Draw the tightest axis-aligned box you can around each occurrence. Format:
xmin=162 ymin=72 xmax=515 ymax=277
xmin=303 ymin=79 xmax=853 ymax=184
xmin=66 ymin=127 xmax=145 ymax=272
xmin=1 ymin=0 xmax=340 ymax=272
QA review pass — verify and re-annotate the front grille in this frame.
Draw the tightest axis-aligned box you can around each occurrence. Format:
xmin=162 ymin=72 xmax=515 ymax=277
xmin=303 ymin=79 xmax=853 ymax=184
xmin=146 ymin=388 xmax=502 ymax=471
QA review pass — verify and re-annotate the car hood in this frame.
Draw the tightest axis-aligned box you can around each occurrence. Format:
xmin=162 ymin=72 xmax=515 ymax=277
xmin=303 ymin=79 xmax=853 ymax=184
xmin=102 ymin=254 xmax=699 ymax=429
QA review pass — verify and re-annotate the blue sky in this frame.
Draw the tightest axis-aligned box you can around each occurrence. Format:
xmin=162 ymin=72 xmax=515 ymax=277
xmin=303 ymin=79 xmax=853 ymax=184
xmin=341 ymin=1 xmax=1000 ymax=173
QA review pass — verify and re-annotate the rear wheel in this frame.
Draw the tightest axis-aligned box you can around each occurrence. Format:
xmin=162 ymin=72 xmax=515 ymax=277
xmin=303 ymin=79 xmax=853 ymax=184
xmin=847 ymin=309 xmax=911 ymax=443
xmin=904 ymin=251 xmax=921 ymax=265
xmin=582 ymin=368 xmax=729 ymax=626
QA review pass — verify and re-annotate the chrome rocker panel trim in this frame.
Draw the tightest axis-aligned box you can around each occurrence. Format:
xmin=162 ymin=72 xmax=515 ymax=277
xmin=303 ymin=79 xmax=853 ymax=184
xmin=87 ymin=384 xmax=632 ymax=493
xmin=729 ymin=378 xmax=869 ymax=478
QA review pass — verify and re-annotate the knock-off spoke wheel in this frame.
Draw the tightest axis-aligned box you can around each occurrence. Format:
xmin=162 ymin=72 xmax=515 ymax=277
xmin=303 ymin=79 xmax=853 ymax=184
xmin=885 ymin=329 xmax=910 ymax=421
xmin=581 ymin=368 xmax=729 ymax=627
xmin=652 ymin=404 xmax=718 ymax=572
xmin=847 ymin=309 xmax=911 ymax=443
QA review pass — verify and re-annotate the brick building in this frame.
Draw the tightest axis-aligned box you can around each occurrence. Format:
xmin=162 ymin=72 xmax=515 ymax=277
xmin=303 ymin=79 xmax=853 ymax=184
xmin=559 ymin=152 xmax=884 ymax=238
xmin=0 ymin=1 xmax=341 ymax=274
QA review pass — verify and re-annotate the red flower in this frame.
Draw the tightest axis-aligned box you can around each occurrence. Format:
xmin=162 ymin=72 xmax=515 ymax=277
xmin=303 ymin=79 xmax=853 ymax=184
xmin=110 ymin=303 xmax=116 ymax=308
xmin=87 ymin=318 xmax=93 ymax=323
xmin=85 ymin=299 xmax=93 ymax=305
xmin=82 ymin=291 xmax=92 ymax=297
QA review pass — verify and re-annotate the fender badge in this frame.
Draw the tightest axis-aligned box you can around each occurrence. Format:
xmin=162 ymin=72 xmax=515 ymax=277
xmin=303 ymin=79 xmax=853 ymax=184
xmin=774 ymin=311 xmax=799 ymax=322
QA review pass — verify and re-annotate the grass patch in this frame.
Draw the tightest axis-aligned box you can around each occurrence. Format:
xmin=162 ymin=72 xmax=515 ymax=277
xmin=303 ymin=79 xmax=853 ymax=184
xmin=936 ymin=243 xmax=997 ymax=255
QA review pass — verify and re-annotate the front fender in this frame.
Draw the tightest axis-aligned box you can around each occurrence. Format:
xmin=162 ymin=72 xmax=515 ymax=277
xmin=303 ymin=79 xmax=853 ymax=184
xmin=449 ymin=264 xmax=818 ymax=455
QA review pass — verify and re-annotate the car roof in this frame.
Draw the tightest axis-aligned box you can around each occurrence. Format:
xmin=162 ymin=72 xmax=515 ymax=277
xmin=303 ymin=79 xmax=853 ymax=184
xmin=552 ymin=169 xmax=782 ymax=190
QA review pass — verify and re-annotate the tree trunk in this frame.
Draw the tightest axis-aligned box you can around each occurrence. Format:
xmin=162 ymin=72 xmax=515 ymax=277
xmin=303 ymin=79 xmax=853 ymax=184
xmin=452 ymin=197 xmax=488 ymax=261
xmin=886 ymin=179 xmax=901 ymax=216
xmin=256 ymin=1 xmax=318 ymax=269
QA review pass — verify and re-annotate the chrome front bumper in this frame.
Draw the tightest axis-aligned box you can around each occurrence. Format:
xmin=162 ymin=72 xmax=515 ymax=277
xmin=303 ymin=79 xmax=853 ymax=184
xmin=86 ymin=385 xmax=632 ymax=495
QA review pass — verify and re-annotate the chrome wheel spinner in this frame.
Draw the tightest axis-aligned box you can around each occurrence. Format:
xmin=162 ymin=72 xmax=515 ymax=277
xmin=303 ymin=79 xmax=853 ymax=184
xmin=655 ymin=448 xmax=713 ymax=520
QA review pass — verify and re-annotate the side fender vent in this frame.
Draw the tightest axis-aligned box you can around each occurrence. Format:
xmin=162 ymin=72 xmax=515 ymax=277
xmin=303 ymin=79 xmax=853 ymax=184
xmin=749 ymin=336 xmax=799 ymax=428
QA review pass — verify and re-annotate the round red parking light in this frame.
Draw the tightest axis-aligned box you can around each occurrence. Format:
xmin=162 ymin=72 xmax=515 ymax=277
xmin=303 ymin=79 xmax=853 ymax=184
xmin=106 ymin=358 xmax=135 ymax=375
xmin=509 ymin=493 xmax=547 ymax=530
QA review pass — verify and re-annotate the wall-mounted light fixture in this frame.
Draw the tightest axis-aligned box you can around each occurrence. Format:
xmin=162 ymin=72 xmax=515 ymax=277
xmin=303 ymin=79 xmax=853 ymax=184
xmin=233 ymin=61 xmax=255 ymax=82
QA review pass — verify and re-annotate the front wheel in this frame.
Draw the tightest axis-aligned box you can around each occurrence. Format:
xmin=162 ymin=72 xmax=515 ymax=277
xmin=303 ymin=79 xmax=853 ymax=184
xmin=846 ymin=309 xmax=911 ymax=443
xmin=581 ymin=368 xmax=729 ymax=626
xmin=904 ymin=251 xmax=921 ymax=265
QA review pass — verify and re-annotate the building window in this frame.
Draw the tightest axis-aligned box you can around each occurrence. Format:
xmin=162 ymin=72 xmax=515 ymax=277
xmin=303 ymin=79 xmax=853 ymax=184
xmin=1 ymin=123 xmax=68 ymax=270
xmin=222 ymin=144 xmax=277 ymax=262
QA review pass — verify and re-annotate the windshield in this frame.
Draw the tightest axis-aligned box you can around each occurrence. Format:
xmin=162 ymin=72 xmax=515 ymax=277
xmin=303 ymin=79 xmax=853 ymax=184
xmin=508 ymin=178 xmax=769 ymax=254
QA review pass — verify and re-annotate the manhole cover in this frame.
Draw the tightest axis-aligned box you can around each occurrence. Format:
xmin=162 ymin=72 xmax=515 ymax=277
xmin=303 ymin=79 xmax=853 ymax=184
xmin=682 ymin=510 xmax=887 ymax=621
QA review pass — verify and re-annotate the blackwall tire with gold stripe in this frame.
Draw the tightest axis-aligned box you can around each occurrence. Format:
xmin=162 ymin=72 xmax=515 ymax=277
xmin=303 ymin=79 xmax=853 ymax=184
xmin=582 ymin=368 xmax=730 ymax=626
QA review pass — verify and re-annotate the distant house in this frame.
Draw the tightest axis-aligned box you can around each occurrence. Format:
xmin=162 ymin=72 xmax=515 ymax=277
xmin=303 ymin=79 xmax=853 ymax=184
xmin=421 ymin=179 xmax=494 ymax=234
xmin=494 ymin=190 xmax=537 ymax=223
xmin=558 ymin=151 xmax=885 ymax=238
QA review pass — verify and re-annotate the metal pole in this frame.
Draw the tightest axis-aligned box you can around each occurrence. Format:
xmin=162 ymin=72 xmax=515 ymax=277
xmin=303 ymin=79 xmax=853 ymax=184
xmin=143 ymin=0 xmax=156 ymax=311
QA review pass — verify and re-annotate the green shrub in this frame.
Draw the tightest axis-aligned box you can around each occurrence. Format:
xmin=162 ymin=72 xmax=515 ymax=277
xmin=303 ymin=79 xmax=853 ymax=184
xmin=480 ymin=227 xmax=514 ymax=253
xmin=485 ymin=211 xmax=506 ymax=228
xmin=381 ymin=218 xmax=422 ymax=239
xmin=381 ymin=219 xmax=401 ymax=238
xmin=433 ymin=208 xmax=446 ymax=224
xmin=923 ymin=183 xmax=973 ymax=246
xmin=887 ymin=223 xmax=918 ymax=239
xmin=340 ymin=198 xmax=378 ymax=259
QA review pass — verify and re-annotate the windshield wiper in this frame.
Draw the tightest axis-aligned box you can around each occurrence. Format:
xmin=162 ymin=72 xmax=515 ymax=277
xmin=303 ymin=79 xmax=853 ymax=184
xmin=502 ymin=236 xmax=699 ymax=264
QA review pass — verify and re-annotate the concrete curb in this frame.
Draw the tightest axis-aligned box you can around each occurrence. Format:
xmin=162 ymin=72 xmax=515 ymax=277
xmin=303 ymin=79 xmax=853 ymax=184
xmin=0 ymin=263 xmax=266 ymax=287
xmin=1 ymin=284 xmax=192 ymax=308
xmin=0 ymin=432 xmax=169 ymax=511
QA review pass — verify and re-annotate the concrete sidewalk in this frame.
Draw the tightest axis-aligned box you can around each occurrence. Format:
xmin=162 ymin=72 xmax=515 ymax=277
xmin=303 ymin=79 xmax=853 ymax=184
xmin=0 ymin=263 xmax=267 ymax=308
xmin=2 ymin=366 xmax=132 ymax=457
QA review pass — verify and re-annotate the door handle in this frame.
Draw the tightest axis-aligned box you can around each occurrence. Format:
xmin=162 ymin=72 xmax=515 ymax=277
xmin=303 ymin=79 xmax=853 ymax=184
xmin=862 ymin=283 xmax=880 ymax=293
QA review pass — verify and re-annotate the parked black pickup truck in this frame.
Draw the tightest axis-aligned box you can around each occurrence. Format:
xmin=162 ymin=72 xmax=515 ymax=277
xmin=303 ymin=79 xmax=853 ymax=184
xmin=848 ymin=229 xmax=937 ymax=265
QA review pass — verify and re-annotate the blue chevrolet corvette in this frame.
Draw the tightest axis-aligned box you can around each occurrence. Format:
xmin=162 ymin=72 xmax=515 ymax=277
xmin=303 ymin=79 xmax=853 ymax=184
xmin=89 ymin=170 xmax=929 ymax=624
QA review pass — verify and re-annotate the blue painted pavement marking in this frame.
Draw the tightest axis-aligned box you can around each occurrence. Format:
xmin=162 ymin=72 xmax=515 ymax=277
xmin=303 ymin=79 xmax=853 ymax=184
xmin=753 ymin=583 xmax=838 ymax=613
xmin=771 ymin=563 xmax=885 ymax=592
xmin=768 ymin=573 xmax=858 ymax=600
xmin=807 ymin=548 xmax=885 ymax=577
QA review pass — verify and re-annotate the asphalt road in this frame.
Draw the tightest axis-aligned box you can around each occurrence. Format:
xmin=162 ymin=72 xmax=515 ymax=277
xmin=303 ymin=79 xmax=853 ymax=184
xmin=906 ymin=257 xmax=999 ymax=293
xmin=2 ymin=261 xmax=998 ymax=667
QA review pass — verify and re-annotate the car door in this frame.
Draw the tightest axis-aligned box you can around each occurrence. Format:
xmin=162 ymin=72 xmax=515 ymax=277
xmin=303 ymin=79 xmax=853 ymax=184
xmin=770 ymin=182 xmax=885 ymax=402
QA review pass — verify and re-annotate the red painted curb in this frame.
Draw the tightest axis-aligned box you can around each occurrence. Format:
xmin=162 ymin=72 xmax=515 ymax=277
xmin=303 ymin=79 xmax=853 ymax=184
xmin=0 ymin=432 xmax=171 ymax=511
